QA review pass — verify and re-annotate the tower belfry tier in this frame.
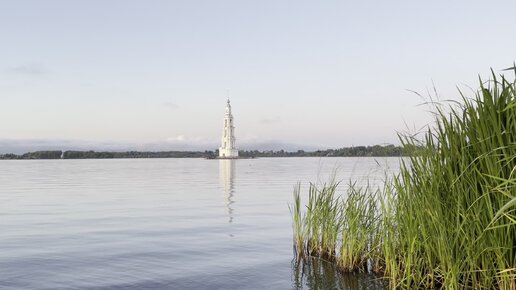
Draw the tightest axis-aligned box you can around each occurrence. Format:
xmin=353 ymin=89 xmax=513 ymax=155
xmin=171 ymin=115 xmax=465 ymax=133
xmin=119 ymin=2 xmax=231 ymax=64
xmin=219 ymin=100 xmax=239 ymax=158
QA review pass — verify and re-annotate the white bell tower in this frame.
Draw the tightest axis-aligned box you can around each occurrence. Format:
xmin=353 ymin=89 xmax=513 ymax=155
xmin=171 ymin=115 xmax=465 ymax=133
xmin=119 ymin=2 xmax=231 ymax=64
xmin=219 ymin=99 xmax=239 ymax=158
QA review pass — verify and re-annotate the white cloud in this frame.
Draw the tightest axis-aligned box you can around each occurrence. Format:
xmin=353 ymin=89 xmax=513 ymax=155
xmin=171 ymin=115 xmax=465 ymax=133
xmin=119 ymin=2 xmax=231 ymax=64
xmin=163 ymin=102 xmax=179 ymax=110
xmin=7 ymin=63 xmax=48 ymax=75
xmin=167 ymin=135 xmax=185 ymax=142
xmin=260 ymin=116 xmax=281 ymax=124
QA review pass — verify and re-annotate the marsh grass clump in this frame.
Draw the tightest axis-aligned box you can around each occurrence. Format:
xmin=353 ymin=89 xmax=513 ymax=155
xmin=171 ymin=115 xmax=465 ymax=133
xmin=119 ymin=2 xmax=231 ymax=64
xmin=290 ymin=66 xmax=516 ymax=289
xmin=290 ymin=179 xmax=380 ymax=267
xmin=305 ymin=181 xmax=340 ymax=259
xmin=290 ymin=183 xmax=307 ymax=258
xmin=390 ymin=68 xmax=516 ymax=289
xmin=338 ymin=182 xmax=378 ymax=272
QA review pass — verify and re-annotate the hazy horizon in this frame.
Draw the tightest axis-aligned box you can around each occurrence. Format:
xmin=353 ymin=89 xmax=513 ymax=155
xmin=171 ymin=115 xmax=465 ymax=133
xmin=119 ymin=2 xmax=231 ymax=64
xmin=0 ymin=137 xmax=326 ymax=154
xmin=2 ymin=1 xmax=516 ymax=153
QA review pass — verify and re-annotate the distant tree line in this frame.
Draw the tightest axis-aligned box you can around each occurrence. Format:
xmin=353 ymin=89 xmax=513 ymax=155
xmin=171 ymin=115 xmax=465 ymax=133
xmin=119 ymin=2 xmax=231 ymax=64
xmin=0 ymin=145 xmax=411 ymax=160
xmin=0 ymin=151 xmax=63 ymax=159
xmin=62 ymin=150 xmax=209 ymax=159
xmin=0 ymin=150 xmax=210 ymax=159
xmin=238 ymin=144 xmax=411 ymax=158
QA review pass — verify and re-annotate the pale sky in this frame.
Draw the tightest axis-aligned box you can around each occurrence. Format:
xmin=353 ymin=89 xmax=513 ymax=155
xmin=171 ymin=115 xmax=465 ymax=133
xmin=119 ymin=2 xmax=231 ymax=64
xmin=1 ymin=0 xmax=515 ymax=152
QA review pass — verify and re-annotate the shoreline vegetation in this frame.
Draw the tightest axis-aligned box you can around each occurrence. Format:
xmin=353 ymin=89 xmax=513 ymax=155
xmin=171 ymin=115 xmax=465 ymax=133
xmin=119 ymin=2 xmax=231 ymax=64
xmin=0 ymin=144 xmax=410 ymax=160
xmin=290 ymin=67 xmax=515 ymax=289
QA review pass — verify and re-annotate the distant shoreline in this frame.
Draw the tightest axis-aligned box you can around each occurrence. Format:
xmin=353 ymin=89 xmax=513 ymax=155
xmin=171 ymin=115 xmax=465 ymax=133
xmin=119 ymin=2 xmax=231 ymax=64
xmin=0 ymin=145 xmax=411 ymax=160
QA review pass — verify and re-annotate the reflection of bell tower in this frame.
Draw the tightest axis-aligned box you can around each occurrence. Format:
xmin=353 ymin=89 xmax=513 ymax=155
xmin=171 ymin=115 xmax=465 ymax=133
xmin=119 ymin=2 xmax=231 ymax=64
xmin=218 ymin=100 xmax=239 ymax=158
xmin=219 ymin=159 xmax=235 ymax=223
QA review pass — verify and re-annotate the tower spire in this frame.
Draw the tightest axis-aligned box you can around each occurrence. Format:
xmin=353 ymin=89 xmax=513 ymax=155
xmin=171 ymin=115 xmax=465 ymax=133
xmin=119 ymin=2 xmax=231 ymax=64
xmin=219 ymin=98 xmax=238 ymax=158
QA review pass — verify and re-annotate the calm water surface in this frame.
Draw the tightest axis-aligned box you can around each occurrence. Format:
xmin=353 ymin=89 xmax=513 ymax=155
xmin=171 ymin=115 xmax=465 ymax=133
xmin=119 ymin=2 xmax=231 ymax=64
xmin=0 ymin=157 xmax=401 ymax=289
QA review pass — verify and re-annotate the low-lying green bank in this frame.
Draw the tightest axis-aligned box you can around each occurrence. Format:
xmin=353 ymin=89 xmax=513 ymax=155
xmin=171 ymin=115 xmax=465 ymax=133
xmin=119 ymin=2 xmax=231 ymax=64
xmin=0 ymin=145 xmax=408 ymax=160
xmin=0 ymin=150 xmax=212 ymax=159
xmin=290 ymin=67 xmax=515 ymax=289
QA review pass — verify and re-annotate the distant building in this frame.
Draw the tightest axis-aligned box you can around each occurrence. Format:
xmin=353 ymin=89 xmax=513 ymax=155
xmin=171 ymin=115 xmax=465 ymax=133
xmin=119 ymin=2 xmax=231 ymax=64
xmin=219 ymin=100 xmax=239 ymax=158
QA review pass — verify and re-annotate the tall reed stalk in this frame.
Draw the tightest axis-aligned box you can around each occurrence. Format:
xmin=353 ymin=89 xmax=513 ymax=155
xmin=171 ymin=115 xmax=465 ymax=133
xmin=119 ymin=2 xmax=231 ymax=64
xmin=289 ymin=183 xmax=306 ymax=259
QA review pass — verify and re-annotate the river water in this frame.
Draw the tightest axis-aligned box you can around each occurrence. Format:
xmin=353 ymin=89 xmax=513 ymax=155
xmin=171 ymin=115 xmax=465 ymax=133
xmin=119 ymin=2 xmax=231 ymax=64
xmin=0 ymin=157 xmax=401 ymax=289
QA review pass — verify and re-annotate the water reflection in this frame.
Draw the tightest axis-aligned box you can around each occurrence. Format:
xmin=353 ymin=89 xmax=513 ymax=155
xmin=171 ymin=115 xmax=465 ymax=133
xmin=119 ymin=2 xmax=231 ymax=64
xmin=291 ymin=257 xmax=387 ymax=290
xmin=219 ymin=159 xmax=235 ymax=223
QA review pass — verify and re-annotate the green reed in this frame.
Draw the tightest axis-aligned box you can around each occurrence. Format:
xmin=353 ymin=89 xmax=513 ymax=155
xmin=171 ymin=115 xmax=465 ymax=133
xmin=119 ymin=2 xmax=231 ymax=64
xmin=290 ymin=66 xmax=516 ymax=289
xmin=389 ymin=67 xmax=516 ymax=289
xmin=338 ymin=181 xmax=377 ymax=272
xmin=289 ymin=183 xmax=306 ymax=258
xmin=305 ymin=181 xmax=340 ymax=258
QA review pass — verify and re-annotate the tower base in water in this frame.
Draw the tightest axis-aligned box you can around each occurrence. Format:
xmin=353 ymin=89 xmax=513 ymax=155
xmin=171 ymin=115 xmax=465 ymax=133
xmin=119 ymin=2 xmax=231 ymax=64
xmin=218 ymin=148 xmax=239 ymax=158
